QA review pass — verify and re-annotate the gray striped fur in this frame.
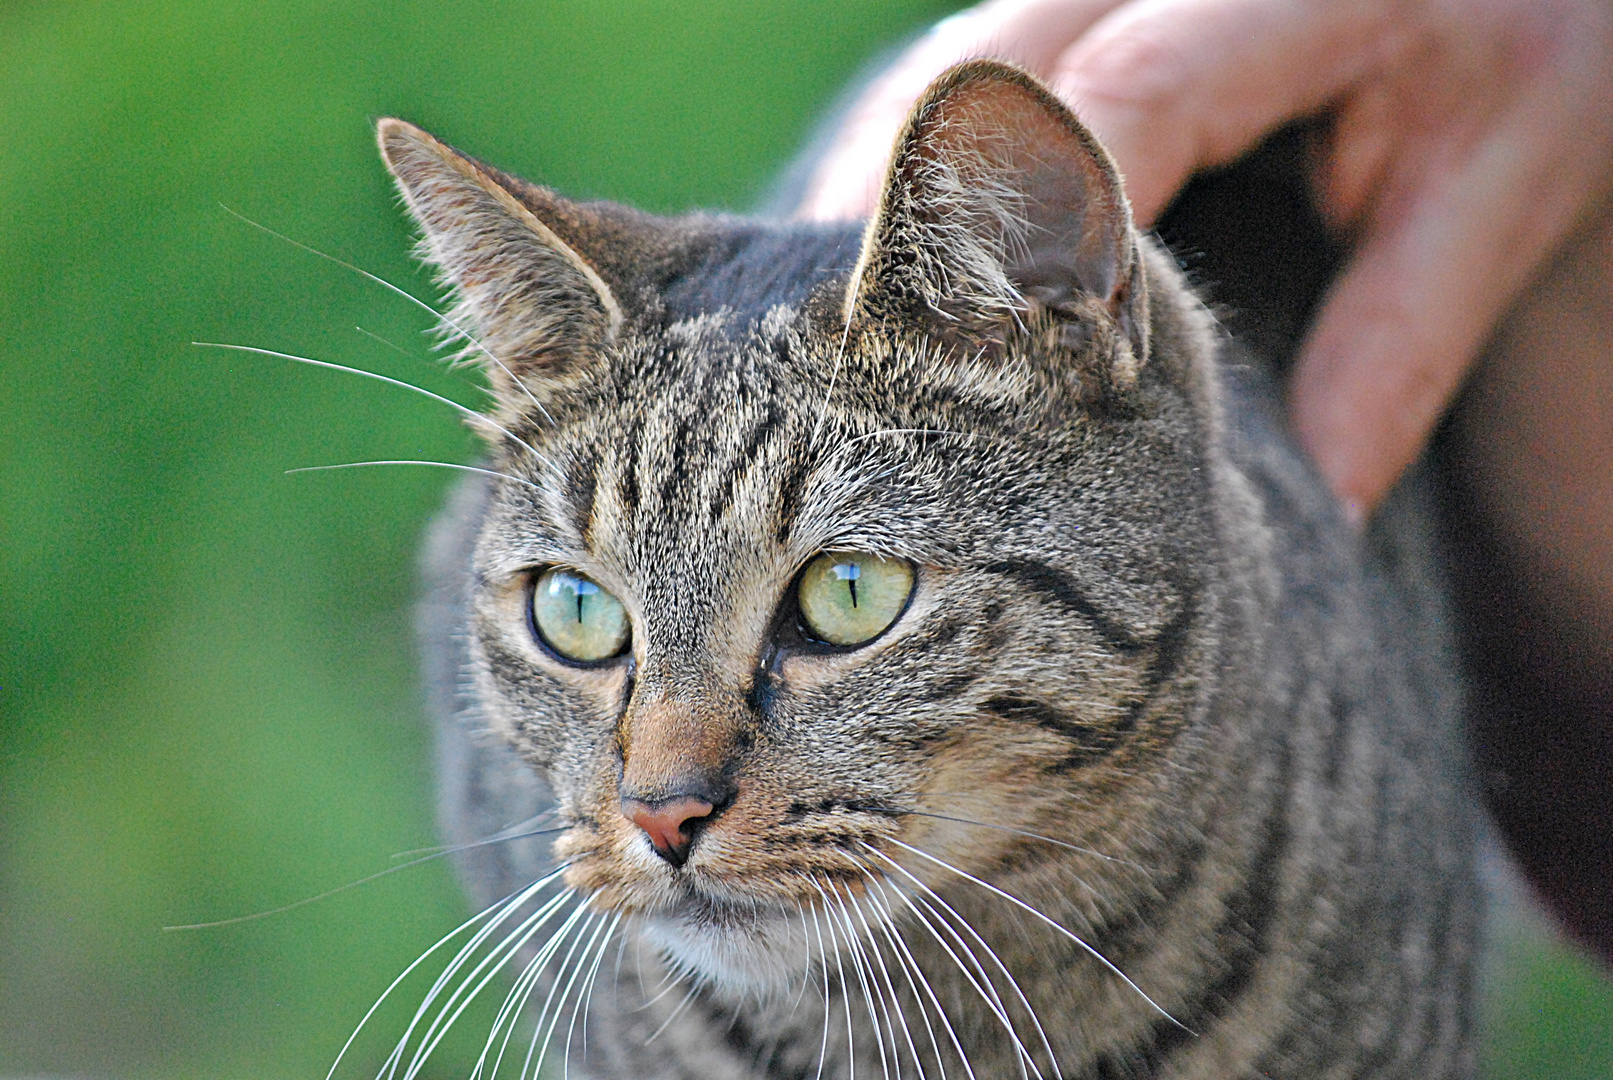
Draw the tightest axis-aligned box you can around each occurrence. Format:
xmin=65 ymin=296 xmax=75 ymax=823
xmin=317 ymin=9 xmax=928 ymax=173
xmin=405 ymin=60 xmax=1478 ymax=1080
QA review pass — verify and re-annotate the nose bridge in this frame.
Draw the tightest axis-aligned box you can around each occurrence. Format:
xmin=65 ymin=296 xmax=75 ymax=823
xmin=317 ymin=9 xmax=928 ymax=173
xmin=617 ymin=508 xmax=764 ymax=808
xmin=618 ymin=675 xmax=745 ymax=805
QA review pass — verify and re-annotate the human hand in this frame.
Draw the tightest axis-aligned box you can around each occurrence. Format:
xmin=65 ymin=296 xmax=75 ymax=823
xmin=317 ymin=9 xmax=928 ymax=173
xmin=797 ymin=0 xmax=1613 ymax=518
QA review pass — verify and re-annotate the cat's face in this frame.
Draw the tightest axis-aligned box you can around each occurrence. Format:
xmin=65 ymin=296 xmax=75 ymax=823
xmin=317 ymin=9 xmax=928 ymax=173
xmin=382 ymin=62 xmax=1214 ymax=994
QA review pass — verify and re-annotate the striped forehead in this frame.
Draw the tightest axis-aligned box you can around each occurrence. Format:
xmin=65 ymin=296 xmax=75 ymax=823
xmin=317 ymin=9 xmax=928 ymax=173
xmin=580 ymin=313 xmax=817 ymax=572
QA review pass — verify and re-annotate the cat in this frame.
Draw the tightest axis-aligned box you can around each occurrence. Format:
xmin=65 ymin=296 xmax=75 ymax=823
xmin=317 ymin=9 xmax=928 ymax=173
xmin=383 ymin=59 xmax=1480 ymax=1079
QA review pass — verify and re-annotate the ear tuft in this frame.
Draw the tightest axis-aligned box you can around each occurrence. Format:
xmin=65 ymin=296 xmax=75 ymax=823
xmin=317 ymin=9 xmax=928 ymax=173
xmin=376 ymin=118 xmax=622 ymax=395
xmin=850 ymin=61 xmax=1149 ymax=396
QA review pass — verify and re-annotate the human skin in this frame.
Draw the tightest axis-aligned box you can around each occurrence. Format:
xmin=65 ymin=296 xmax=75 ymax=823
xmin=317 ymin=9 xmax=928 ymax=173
xmin=799 ymin=0 xmax=1613 ymax=955
xmin=797 ymin=0 xmax=1613 ymax=517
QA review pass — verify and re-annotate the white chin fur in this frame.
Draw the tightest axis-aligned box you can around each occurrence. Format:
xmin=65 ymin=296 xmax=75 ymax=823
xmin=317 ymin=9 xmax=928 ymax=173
xmin=641 ymin=904 xmax=827 ymax=999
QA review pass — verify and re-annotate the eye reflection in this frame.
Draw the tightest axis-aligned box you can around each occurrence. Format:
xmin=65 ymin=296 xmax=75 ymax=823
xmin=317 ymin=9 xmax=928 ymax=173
xmin=797 ymin=552 xmax=914 ymax=646
xmin=530 ymin=568 xmax=630 ymax=662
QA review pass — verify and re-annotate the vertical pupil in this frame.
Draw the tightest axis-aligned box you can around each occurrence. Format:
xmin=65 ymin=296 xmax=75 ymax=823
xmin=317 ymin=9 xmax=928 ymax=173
xmin=551 ymin=574 xmax=599 ymax=625
xmin=833 ymin=561 xmax=861 ymax=608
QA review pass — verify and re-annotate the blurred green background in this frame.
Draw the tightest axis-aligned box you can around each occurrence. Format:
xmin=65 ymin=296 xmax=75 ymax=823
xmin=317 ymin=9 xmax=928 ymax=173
xmin=0 ymin=2 xmax=1607 ymax=1078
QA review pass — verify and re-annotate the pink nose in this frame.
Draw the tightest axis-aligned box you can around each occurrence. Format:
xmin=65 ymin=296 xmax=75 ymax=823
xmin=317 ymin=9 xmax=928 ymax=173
xmin=623 ymin=796 xmax=715 ymax=867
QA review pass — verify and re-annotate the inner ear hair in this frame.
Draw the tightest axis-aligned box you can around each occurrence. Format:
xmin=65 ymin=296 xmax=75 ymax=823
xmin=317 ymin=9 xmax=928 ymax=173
xmin=376 ymin=117 xmax=622 ymax=394
xmin=849 ymin=59 xmax=1149 ymax=391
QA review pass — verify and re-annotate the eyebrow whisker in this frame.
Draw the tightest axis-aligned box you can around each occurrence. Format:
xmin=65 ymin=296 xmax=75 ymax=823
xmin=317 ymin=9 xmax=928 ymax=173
xmin=219 ymin=203 xmax=554 ymax=423
xmin=286 ymin=460 xmax=543 ymax=492
xmin=191 ymin=341 xmax=555 ymax=476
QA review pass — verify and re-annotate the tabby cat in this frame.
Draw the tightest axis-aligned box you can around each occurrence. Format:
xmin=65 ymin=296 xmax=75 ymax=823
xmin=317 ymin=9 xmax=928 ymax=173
xmin=384 ymin=60 xmax=1480 ymax=1079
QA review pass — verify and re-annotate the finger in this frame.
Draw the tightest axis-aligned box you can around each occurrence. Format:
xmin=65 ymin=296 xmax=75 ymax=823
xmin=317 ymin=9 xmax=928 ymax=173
xmin=795 ymin=0 xmax=1123 ymax=221
xmin=1289 ymin=67 xmax=1613 ymax=516
xmin=1049 ymin=0 xmax=1402 ymax=222
xmin=1313 ymin=78 xmax=1399 ymax=233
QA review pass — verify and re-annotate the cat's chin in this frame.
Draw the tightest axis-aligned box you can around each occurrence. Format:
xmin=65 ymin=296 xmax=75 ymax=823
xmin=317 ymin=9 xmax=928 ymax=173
xmin=639 ymin=898 xmax=821 ymax=999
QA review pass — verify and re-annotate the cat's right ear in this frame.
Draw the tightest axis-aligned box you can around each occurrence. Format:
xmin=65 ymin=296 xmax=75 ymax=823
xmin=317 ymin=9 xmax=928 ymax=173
xmin=848 ymin=61 xmax=1149 ymax=398
xmin=377 ymin=118 xmax=622 ymax=392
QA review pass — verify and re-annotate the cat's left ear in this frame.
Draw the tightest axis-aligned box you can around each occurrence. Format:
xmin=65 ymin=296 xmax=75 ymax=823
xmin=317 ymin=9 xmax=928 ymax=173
xmin=377 ymin=118 xmax=622 ymax=392
xmin=850 ymin=60 xmax=1148 ymax=393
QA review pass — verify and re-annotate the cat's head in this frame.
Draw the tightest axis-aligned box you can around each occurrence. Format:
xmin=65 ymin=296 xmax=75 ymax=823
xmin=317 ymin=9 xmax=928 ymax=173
xmin=382 ymin=60 xmax=1217 ymax=994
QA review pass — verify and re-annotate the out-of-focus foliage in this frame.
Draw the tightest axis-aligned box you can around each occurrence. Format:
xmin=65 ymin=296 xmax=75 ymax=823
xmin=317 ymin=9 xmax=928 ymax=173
xmin=0 ymin=2 xmax=1607 ymax=1078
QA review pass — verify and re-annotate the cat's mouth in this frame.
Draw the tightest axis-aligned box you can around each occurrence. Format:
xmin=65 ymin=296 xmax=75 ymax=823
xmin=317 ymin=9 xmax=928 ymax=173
xmin=556 ymin=793 xmax=900 ymax=899
xmin=639 ymin=898 xmax=812 ymax=995
xmin=555 ymin=811 xmax=901 ymax=992
xmin=561 ymin=838 xmax=872 ymax=913
xmin=634 ymin=874 xmax=893 ymax=997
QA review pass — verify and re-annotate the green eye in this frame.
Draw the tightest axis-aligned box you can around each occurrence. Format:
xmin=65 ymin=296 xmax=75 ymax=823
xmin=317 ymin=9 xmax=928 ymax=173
xmin=530 ymin=568 xmax=630 ymax=662
xmin=797 ymin=551 xmax=915 ymax=646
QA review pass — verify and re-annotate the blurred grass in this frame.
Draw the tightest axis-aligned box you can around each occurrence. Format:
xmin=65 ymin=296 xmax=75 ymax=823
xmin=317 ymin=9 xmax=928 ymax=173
xmin=0 ymin=2 xmax=1607 ymax=1078
xmin=1482 ymin=888 xmax=1613 ymax=1080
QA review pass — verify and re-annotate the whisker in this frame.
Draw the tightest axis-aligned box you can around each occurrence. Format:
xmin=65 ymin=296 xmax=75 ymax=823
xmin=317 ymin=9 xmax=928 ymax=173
xmin=791 ymin=902 xmax=817 ymax=1015
xmin=390 ymin=810 xmax=555 ymax=861
xmin=856 ymin=850 xmax=1056 ymax=1080
xmin=285 ymin=460 xmax=544 ymax=493
xmin=326 ymin=865 xmax=566 ymax=1080
xmin=861 ymin=876 xmax=948 ymax=1080
xmin=581 ymin=914 xmax=622 ymax=1065
xmin=809 ymin=300 xmax=857 ymax=449
xmin=831 ymin=887 xmax=894 ymax=1080
xmin=914 ymin=893 xmax=1038 ymax=1080
xmin=634 ymin=928 xmax=651 ymax=1000
xmin=400 ymin=888 xmax=583 ymax=1079
xmin=474 ymin=947 xmax=540 ymax=1080
xmin=168 ymin=830 xmax=563 ymax=932
xmin=473 ymin=896 xmax=586 ymax=1079
xmin=863 ymin=874 xmax=976 ymax=1080
xmin=644 ymin=981 xmax=702 ymax=1045
xmin=845 ymin=883 xmax=920 ymax=1080
xmin=476 ymin=895 xmax=595 ymax=1080
xmin=852 ymin=886 xmax=913 ymax=1080
xmin=814 ymin=878 xmax=859 ymax=1080
xmin=191 ymin=342 xmax=554 ymax=474
xmin=856 ymin=805 xmax=1142 ymax=872
xmin=879 ymin=838 xmax=1191 ymax=1034
xmin=860 ymin=849 xmax=1043 ymax=1080
xmin=563 ymin=912 xmax=620 ymax=1079
xmin=611 ymin=928 xmax=631 ymax=998
xmin=631 ymin=965 xmax=688 ymax=1012
xmin=218 ymin=203 xmax=554 ymax=423
xmin=805 ymin=880 xmax=834 ymax=1080
xmin=892 ymin=880 xmax=1037 ymax=1079
xmin=520 ymin=906 xmax=604 ymax=1079
xmin=355 ymin=324 xmax=427 ymax=361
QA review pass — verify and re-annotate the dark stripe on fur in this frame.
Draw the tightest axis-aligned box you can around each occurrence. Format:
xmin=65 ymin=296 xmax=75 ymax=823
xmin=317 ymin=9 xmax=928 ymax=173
xmin=981 ymin=560 xmax=1152 ymax=653
xmin=1087 ymin=735 xmax=1293 ymax=1079
xmin=1047 ymin=575 xmax=1199 ymax=772
xmin=920 ymin=670 xmax=979 ymax=702
xmin=667 ymin=410 xmax=699 ymax=505
xmin=983 ymin=694 xmax=1120 ymax=766
xmin=618 ymin=410 xmax=645 ymax=518
xmin=773 ymin=457 xmax=816 ymax=544
xmin=713 ymin=408 xmax=783 ymax=520
xmin=566 ymin=449 xmax=600 ymax=545
xmin=1322 ymin=686 xmax=1351 ymax=787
